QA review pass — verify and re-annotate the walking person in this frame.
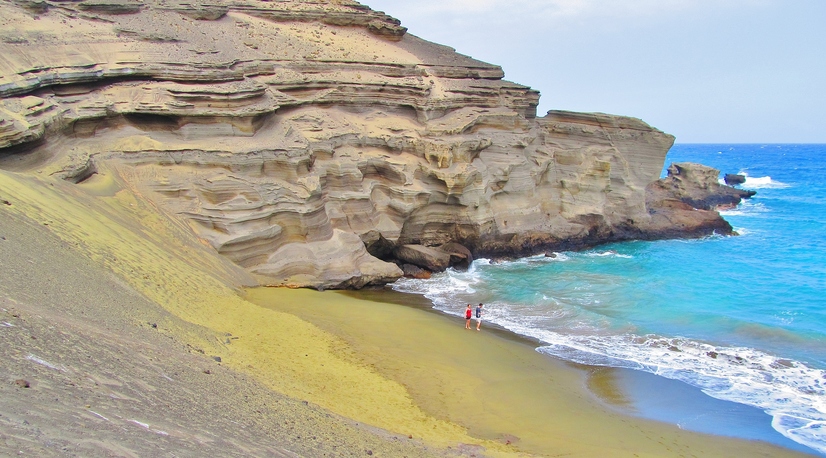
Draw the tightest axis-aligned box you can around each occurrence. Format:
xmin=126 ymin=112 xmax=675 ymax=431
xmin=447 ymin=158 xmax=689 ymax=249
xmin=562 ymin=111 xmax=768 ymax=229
xmin=475 ymin=303 xmax=483 ymax=331
xmin=465 ymin=304 xmax=473 ymax=329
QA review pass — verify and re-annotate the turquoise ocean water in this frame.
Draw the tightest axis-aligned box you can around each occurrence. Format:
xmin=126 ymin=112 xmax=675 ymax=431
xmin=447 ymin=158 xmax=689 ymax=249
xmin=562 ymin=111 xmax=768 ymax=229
xmin=393 ymin=144 xmax=826 ymax=455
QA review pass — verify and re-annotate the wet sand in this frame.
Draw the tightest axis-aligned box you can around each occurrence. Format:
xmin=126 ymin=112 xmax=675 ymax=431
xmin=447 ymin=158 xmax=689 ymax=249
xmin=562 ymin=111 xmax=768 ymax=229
xmin=247 ymin=286 xmax=817 ymax=457
xmin=348 ymin=288 xmax=815 ymax=454
xmin=590 ymin=367 xmax=815 ymax=454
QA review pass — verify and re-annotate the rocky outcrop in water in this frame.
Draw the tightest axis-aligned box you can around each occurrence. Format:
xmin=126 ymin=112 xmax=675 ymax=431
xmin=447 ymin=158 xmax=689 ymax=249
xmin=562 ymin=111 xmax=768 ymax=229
xmin=0 ymin=0 xmax=749 ymax=288
xmin=644 ymin=162 xmax=753 ymax=239
xmin=651 ymin=163 xmax=756 ymax=211
xmin=724 ymin=173 xmax=746 ymax=186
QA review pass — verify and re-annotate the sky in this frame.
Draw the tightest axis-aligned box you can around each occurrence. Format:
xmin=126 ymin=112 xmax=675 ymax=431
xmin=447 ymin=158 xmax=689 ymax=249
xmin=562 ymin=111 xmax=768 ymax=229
xmin=364 ymin=0 xmax=826 ymax=143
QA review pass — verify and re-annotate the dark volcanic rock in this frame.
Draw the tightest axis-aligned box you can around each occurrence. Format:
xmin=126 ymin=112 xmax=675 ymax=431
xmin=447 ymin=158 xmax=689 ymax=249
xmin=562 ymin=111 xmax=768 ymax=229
xmin=724 ymin=173 xmax=746 ymax=185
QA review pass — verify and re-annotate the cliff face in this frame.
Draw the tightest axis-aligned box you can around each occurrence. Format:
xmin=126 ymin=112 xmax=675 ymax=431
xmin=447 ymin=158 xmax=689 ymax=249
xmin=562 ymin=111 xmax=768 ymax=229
xmin=0 ymin=0 xmax=735 ymax=288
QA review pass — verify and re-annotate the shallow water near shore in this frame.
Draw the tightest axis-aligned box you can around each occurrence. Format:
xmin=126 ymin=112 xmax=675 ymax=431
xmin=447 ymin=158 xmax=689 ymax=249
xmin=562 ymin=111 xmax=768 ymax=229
xmin=392 ymin=144 xmax=826 ymax=456
xmin=594 ymin=366 xmax=816 ymax=454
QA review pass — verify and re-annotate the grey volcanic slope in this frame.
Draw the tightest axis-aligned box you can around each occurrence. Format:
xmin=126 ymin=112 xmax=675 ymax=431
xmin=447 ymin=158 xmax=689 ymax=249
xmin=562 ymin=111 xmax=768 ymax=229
xmin=0 ymin=207 xmax=450 ymax=457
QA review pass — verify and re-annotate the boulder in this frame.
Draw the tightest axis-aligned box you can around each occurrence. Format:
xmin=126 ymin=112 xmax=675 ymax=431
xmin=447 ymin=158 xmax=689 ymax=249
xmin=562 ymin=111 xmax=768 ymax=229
xmin=401 ymin=264 xmax=431 ymax=279
xmin=724 ymin=173 xmax=746 ymax=185
xmin=439 ymin=242 xmax=473 ymax=270
xmin=393 ymin=245 xmax=451 ymax=272
xmin=252 ymin=230 xmax=403 ymax=290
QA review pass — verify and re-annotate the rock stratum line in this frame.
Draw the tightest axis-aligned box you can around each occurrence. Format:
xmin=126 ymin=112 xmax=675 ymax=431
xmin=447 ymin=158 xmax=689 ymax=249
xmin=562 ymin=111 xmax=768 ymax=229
xmin=0 ymin=0 xmax=752 ymax=289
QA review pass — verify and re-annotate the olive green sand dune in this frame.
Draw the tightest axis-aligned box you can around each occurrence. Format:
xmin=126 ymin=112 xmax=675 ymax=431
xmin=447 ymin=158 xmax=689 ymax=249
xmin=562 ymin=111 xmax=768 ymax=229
xmin=0 ymin=166 xmax=812 ymax=457
xmin=0 ymin=166 xmax=494 ymax=453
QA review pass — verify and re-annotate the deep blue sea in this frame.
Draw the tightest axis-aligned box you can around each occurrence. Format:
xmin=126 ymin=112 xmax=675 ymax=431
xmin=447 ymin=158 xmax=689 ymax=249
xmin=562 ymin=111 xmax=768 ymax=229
xmin=393 ymin=144 xmax=826 ymax=455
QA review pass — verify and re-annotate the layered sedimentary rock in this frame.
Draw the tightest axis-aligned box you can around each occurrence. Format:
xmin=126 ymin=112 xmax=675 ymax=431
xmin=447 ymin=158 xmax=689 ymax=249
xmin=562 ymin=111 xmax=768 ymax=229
xmin=0 ymin=0 xmax=747 ymax=288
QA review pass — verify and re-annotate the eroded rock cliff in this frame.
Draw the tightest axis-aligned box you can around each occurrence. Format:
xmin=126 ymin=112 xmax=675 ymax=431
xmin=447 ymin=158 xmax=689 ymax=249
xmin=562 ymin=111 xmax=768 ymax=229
xmin=0 ymin=0 xmax=745 ymax=288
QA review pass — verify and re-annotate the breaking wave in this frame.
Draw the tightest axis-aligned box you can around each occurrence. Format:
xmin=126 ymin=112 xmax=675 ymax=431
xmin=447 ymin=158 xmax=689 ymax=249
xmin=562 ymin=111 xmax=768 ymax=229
xmin=392 ymin=259 xmax=826 ymax=455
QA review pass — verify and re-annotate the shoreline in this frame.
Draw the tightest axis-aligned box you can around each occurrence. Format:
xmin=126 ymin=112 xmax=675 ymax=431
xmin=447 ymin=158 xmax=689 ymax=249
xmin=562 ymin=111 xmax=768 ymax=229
xmin=344 ymin=287 xmax=816 ymax=455
xmin=590 ymin=367 xmax=816 ymax=455
xmin=247 ymin=286 xmax=817 ymax=457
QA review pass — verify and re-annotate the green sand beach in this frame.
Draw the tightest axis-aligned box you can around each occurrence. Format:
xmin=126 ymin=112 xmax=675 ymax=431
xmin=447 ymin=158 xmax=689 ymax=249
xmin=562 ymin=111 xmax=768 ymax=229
xmin=247 ymin=287 xmax=814 ymax=457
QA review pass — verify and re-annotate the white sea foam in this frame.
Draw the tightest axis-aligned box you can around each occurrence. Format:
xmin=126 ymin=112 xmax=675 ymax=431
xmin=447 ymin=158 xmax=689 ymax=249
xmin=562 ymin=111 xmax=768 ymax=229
xmin=584 ymin=250 xmax=633 ymax=259
xmin=719 ymin=200 xmax=767 ymax=218
xmin=502 ymin=253 xmax=570 ymax=266
xmin=741 ymin=173 xmax=790 ymax=189
xmin=392 ymin=265 xmax=826 ymax=455
xmin=720 ymin=209 xmax=744 ymax=217
xmin=472 ymin=258 xmax=492 ymax=267
xmin=719 ymin=172 xmax=789 ymax=189
xmin=563 ymin=339 xmax=822 ymax=454
xmin=521 ymin=322 xmax=826 ymax=455
xmin=393 ymin=265 xmax=484 ymax=317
